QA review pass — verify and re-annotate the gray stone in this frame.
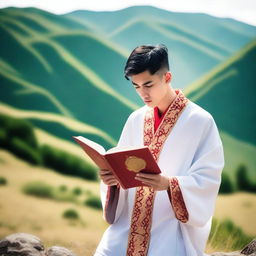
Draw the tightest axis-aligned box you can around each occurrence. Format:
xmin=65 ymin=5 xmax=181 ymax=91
xmin=241 ymin=239 xmax=256 ymax=255
xmin=0 ymin=233 xmax=45 ymax=256
xmin=45 ymin=246 xmax=76 ymax=256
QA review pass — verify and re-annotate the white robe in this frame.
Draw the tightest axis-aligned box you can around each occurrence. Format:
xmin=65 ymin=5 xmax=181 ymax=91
xmin=94 ymin=100 xmax=225 ymax=256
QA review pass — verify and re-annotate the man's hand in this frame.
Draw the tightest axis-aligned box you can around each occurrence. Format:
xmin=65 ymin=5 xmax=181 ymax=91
xmin=99 ymin=169 xmax=119 ymax=186
xmin=135 ymin=173 xmax=169 ymax=191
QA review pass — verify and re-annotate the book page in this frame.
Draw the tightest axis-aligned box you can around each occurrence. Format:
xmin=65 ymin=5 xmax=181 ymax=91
xmin=73 ymin=136 xmax=106 ymax=155
xmin=106 ymin=145 xmax=148 ymax=154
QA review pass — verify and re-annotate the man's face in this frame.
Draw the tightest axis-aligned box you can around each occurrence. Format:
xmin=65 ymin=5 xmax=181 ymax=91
xmin=130 ymin=70 xmax=171 ymax=108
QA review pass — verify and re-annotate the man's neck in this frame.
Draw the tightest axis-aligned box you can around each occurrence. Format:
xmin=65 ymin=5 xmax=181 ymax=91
xmin=157 ymin=87 xmax=177 ymax=115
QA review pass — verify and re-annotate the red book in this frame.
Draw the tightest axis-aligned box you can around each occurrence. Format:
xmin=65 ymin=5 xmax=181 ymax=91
xmin=72 ymin=136 xmax=161 ymax=189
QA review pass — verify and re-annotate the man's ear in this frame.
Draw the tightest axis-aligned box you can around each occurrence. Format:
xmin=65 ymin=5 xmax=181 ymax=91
xmin=165 ymin=72 xmax=172 ymax=83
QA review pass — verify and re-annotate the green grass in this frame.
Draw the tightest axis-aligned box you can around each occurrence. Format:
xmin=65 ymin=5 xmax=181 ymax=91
xmin=22 ymin=181 xmax=77 ymax=203
xmin=208 ymin=217 xmax=254 ymax=252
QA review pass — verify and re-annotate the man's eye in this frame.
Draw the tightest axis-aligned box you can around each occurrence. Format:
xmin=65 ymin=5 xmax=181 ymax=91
xmin=145 ymin=84 xmax=153 ymax=88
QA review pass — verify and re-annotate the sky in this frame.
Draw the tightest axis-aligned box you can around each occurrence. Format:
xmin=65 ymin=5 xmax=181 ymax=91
xmin=0 ymin=0 xmax=256 ymax=26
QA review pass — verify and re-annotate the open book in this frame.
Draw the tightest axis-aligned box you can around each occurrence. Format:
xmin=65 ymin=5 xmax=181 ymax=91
xmin=72 ymin=136 xmax=161 ymax=189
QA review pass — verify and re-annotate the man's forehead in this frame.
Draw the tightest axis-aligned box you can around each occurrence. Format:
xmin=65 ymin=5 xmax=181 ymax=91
xmin=131 ymin=71 xmax=156 ymax=85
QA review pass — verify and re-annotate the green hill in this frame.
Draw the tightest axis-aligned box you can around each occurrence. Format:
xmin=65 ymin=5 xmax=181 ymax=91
xmin=220 ymin=131 xmax=256 ymax=181
xmin=0 ymin=8 xmax=140 ymax=148
xmin=185 ymin=40 xmax=256 ymax=145
xmin=0 ymin=6 xmax=255 ymax=184
xmin=68 ymin=5 xmax=256 ymax=88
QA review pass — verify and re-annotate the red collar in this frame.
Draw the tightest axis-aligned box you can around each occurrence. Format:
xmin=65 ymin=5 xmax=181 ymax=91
xmin=153 ymin=90 xmax=179 ymax=133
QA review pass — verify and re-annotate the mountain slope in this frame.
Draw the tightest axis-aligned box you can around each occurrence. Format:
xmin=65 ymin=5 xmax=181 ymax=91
xmin=67 ymin=5 xmax=256 ymax=88
xmin=185 ymin=40 xmax=256 ymax=145
xmin=0 ymin=8 xmax=141 ymax=148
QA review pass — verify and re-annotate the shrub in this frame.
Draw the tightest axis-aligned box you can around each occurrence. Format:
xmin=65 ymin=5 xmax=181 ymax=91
xmin=219 ymin=172 xmax=235 ymax=194
xmin=0 ymin=129 xmax=7 ymax=147
xmin=236 ymin=164 xmax=255 ymax=192
xmin=84 ymin=195 xmax=102 ymax=210
xmin=41 ymin=145 xmax=97 ymax=180
xmin=248 ymin=183 xmax=256 ymax=193
xmin=0 ymin=177 xmax=7 ymax=185
xmin=59 ymin=184 xmax=68 ymax=192
xmin=23 ymin=181 xmax=77 ymax=203
xmin=23 ymin=181 xmax=54 ymax=199
xmin=72 ymin=187 xmax=82 ymax=196
xmin=0 ymin=114 xmax=38 ymax=149
xmin=10 ymin=137 xmax=42 ymax=165
xmin=0 ymin=114 xmax=41 ymax=165
xmin=63 ymin=209 xmax=79 ymax=219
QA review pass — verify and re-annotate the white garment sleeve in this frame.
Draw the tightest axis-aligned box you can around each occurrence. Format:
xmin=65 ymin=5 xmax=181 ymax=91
xmin=169 ymin=116 xmax=224 ymax=227
xmin=100 ymin=114 xmax=133 ymax=224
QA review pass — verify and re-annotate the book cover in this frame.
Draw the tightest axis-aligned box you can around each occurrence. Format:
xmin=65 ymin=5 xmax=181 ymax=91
xmin=72 ymin=136 xmax=161 ymax=189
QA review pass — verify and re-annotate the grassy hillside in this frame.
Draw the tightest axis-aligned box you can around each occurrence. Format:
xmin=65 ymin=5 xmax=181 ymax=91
xmin=0 ymin=7 xmax=138 ymax=148
xmin=69 ymin=6 xmax=256 ymax=50
xmin=0 ymin=103 xmax=116 ymax=148
xmin=185 ymin=40 xmax=256 ymax=145
xmin=220 ymin=131 xmax=256 ymax=182
xmin=0 ymin=150 xmax=255 ymax=255
xmin=0 ymin=150 xmax=106 ymax=255
xmin=68 ymin=5 xmax=256 ymax=88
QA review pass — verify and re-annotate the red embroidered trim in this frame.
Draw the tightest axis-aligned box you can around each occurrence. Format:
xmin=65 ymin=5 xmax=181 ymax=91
xmin=168 ymin=177 xmax=189 ymax=223
xmin=126 ymin=89 xmax=189 ymax=256
xmin=148 ymin=89 xmax=189 ymax=160
xmin=126 ymin=186 xmax=155 ymax=256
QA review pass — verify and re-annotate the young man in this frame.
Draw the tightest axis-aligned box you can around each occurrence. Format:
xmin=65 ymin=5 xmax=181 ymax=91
xmin=94 ymin=44 xmax=224 ymax=256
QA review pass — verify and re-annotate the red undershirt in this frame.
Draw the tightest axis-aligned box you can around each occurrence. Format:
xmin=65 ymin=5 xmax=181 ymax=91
xmin=153 ymin=106 xmax=169 ymax=133
xmin=153 ymin=90 xmax=179 ymax=133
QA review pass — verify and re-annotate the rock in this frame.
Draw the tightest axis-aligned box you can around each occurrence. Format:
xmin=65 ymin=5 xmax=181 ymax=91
xmin=45 ymin=246 xmax=76 ymax=256
xmin=241 ymin=239 xmax=256 ymax=255
xmin=0 ymin=232 xmax=45 ymax=256
xmin=0 ymin=233 xmax=76 ymax=256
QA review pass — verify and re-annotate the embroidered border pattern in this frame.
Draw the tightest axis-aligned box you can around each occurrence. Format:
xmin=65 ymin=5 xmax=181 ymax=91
xmin=126 ymin=186 xmax=155 ymax=256
xmin=126 ymin=89 xmax=189 ymax=256
xmin=168 ymin=177 xmax=189 ymax=223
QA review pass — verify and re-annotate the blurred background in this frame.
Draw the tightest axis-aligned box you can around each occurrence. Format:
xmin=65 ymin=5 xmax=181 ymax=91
xmin=0 ymin=0 xmax=255 ymax=255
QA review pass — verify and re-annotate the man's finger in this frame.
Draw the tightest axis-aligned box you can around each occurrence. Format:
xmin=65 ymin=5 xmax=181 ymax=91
xmin=100 ymin=169 xmax=112 ymax=174
xmin=109 ymin=181 xmax=118 ymax=186
xmin=104 ymin=176 xmax=117 ymax=183
xmin=100 ymin=171 xmax=113 ymax=177
xmin=135 ymin=175 xmax=157 ymax=182
xmin=137 ymin=173 xmax=159 ymax=179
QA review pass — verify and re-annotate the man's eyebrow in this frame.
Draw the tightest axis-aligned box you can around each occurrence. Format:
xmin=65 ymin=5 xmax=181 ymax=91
xmin=132 ymin=80 xmax=153 ymax=86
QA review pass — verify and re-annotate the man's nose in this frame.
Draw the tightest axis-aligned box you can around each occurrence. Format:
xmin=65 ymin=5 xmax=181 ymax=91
xmin=139 ymin=88 xmax=148 ymax=97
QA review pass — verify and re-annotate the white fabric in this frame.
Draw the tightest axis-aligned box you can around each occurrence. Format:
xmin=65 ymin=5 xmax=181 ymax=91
xmin=94 ymin=101 xmax=225 ymax=256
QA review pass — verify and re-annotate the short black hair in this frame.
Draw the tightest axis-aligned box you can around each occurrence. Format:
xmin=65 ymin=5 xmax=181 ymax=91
xmin=124 ymin=44 xmax=169 ymax=80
